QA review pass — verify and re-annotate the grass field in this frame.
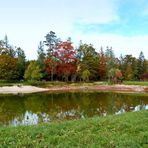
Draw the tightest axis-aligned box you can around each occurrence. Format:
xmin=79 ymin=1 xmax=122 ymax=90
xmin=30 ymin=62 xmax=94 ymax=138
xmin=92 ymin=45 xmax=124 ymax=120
xmin=0 ymin=110 xmax=148 ymax=147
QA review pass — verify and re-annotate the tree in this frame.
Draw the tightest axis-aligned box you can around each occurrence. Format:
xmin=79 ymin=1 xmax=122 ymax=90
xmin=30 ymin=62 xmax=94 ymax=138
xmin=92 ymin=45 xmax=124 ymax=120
xmin=4 ymin=35 xmax=9 ymax=48
xmin=37 ymin=41 xmax=47 ymax=79
xmin=44 ymin=31 xmax=57 ymax=55
xmin=0 ymin=40 xmax=5 ymax=55
xmin=45 ymin=56 xmax=56 ymax=80
xmin=81 ymin=69 xmax=90 ymax=82
xmin=98 ymin=47 xmax=107 ymax=80
xmin=137 ymin=51 xmax=147 ymax=80
xmin=24 ymin=61 xmax=42 ymax=81
xmin=0 ymin=55 xmax=18 ymax=80
xmin=105 ymin=47 xmax=116 ymax=76
xmin=44 ymin=31 xmax=59 ymax=81
xmin=55 ymin=41 xmax=77 ymax=81
xmin=0 ymin=36 xmax=15 ymax=57
xmin=76 ymin=43 xmax=99 ymax=81
xmin=121 ymin=55 xmax=138 ymax=80
xmin=15 ymin=47 xmax=26 ymax=80
xmin=108 ymin=68 xmax=122 ymax=84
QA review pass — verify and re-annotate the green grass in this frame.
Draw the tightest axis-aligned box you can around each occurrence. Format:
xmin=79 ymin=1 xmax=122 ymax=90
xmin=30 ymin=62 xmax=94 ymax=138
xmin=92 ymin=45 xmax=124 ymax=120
xmin=0 ymin=80 xmax=21 ymax=87
xmin=0 ymin=80 xmax=148 ymax=87
xmin=123 ymin=81 xmax=148 ymax=86
xmin=0 ymin=110 xmax=148 ymax=147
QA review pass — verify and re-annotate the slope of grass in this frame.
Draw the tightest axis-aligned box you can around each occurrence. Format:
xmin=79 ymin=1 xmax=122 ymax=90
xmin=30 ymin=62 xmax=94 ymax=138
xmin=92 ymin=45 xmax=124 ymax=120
xmin=0 ymin=110 xmax=148 ymax=147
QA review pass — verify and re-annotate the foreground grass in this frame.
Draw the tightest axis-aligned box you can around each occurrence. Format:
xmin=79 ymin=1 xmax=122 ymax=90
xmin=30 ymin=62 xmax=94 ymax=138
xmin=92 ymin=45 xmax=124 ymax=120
xmin=0 ymin=111 xmax=148 ymax=147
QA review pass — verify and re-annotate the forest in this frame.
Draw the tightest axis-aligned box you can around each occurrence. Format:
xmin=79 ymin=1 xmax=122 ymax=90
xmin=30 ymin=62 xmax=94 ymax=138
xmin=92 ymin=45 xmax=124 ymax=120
xmin=0 ymin=31 xmax=148 ymax=83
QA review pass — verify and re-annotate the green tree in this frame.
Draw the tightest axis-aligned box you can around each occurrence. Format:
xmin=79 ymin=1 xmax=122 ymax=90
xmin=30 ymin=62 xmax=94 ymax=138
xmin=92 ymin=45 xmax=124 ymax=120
xmin=44 ymin=31 xmax=59 ymax=81
xmin=77 ymin=43 xmax=98 ymax=81
xmin=4 ymin=35 xmax=9 ymax=48
xmin=137 ymin=51 xmax=147 ymax=80
xmin=81 ymin=69 xmax=90 ymax=82
xmin=122 ymin=55 xmax=138 ymax=80
xmin=0 ymin=36 xmax=15 ymax=57
xmin=44 ymin=31 xmax=57 ymax=55
xmin=16 ymin=47 xmax=26 ymax=80
xmin=24 ymin=61 xmax=42 ymax=81
xmin=105 ymin=47 xmax=116 ymax=74
xmin=37 ymin=41 xmax=47 ymax=79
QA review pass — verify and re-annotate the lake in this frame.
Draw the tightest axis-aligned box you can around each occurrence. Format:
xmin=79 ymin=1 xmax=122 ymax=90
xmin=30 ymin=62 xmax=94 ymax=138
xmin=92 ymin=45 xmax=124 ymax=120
xmin=0 ymin=91 xmax=148 ymax=126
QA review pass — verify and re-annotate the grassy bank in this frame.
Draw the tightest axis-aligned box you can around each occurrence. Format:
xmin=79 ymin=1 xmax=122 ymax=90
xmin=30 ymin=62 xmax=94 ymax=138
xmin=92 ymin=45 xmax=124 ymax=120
xmin=123 ymin=81 xmax=148 ymax=86
xmin=0 ymin=80 xmax=148 ymax=87
xmin=0 ymin=111 xmax=148 ymax=147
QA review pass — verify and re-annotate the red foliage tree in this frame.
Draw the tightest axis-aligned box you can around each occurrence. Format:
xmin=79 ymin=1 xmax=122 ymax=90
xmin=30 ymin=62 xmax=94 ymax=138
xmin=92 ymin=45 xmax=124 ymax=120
xmin=45 ymin=41 xmax=77 ymax=81
xmin=98 ymin=48 xmax=107 ymax=80
xmin=56 ymin=41 xmax=77 ymax=81
xmin=45 ymin=56 xmax=52 ymax=75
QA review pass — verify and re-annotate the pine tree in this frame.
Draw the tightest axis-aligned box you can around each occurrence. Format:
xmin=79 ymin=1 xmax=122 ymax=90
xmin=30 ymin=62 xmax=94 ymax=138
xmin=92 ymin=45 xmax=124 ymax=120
xmin=37 ymin=41 xmax=46 ymax=79
xmin=137 ymin=51 xmax=146 ymax=80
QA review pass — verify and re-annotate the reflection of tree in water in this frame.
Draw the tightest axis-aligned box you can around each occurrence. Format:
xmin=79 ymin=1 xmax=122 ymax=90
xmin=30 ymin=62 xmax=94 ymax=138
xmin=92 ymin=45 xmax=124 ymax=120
xmin=0 ymin=94 xmax=25 ymax=125
xmin=24 ymin=94 xmax=49 ymax=113
xmin=0 ymin=92 xmax=147 ymax=126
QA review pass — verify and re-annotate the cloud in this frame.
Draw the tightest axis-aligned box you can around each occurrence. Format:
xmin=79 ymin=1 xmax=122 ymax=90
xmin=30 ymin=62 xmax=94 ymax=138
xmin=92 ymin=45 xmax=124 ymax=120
xmin=1 ymin=0 xmax=148 ymax=60
xmin=73 ymin=0 xmax=119 ymax=24
xmin=71 ymin=32 xmax=148 ymax=59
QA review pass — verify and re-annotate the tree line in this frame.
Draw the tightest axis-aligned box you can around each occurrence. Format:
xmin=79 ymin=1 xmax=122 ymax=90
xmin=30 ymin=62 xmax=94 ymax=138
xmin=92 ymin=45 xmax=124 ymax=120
xmin=0 ymin=32 xmax=148 ymax=83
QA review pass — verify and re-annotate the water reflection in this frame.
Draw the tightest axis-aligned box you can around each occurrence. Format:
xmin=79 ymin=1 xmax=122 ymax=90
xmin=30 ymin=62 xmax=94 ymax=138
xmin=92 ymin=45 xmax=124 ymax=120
xmin=11 ymin=111 xmax=50 ymax=126
xmin=0 ymin=92 xmax=147 ymax=126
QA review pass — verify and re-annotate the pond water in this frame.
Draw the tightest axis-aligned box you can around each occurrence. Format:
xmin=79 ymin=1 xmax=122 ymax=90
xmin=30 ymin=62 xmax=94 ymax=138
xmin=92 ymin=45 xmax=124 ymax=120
xmin=0 ymin=91 xmax=148 ymax=126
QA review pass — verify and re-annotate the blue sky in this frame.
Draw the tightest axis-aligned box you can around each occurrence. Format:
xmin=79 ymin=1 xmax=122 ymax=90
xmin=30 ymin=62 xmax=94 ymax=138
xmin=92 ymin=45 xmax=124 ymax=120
xmin=0 ymin=0 xmax=148 ymax=59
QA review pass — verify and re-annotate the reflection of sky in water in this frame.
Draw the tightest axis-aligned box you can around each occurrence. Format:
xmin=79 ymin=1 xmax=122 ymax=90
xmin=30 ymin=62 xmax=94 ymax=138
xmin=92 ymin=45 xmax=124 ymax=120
xmin=145 ymin=105 xmax=148 ymax=110
xmin=11 ymin=111 xmax=50 ymax=126
xmin=10 ymin=104 xmax=148 ymax=126
xmin=115 ymin=104 xmax=148 ymax=115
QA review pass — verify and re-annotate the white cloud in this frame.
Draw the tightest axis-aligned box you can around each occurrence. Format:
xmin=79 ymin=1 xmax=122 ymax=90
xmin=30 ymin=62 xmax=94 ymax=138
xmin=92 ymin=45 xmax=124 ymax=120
xmin=74 ymin=0 xmax=119 ymax=24
xmin=1 ymin=0 xmax=148 ymax=60
xmin=71 ymin=32 xmax=148 ymax=59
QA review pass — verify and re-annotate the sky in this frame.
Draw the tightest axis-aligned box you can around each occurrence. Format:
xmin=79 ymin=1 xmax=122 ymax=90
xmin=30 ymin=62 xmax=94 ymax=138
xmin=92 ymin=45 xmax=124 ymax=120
xmin=0 ymin=0 xmax=148 ymax=59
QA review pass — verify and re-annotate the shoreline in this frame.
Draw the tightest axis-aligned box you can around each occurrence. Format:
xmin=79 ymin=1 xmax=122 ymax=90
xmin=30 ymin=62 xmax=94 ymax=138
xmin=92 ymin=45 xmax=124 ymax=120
xmin=0 ymin=84 xmax=148 ymax=94
xmin=0 ymin=85 xmax=48 ymax=94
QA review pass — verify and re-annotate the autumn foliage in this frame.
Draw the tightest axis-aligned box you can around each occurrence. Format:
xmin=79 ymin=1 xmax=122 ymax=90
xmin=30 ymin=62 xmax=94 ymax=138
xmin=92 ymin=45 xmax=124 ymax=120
xmin=0 ymin=34 xmax=147 ymax=82
xmin=0 ymin=55 xmax=18 ymax=80
xmin=45 ymin=41 xmax=77 ymax=81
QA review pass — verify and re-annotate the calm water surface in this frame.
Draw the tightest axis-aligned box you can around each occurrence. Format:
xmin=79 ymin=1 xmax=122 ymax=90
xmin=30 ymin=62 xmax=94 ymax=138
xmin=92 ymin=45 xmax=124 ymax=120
xmin=0 ymin=91 xmax=148 ymax=126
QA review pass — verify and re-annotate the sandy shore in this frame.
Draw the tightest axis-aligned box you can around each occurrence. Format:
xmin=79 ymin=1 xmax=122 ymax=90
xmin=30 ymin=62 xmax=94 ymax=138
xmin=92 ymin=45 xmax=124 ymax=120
xmin=0 ymin=85 xmax=48 ymax=94
xmin=46 ymin=85 xmax=148 ymax=93
xmin=0 ymin=84 xmax=147 ymax=94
